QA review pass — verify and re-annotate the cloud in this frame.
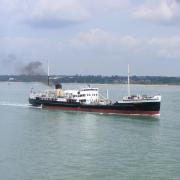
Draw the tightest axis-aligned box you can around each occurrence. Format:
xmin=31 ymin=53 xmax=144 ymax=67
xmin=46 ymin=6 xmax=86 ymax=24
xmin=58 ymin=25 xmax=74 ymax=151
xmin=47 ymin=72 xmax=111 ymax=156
xmin=147 ymin=36 xmax=180 ymax=58
xmin=3 ymin=0 xmax=180 ymax=28
xmin=0 ymin=0 xmax=90 ymax=28
xmin=133 ymin=0 xmax=180 ymax=23
xmin=0 ymin=36 xmax=43 ymax=45
xmin=25 ymin=18 xmax=82 ymax=28
xmin=71 ymin=28 xmax=116 ymax=49
xmin=1 ymin=0 xmax=130 ymax=28
xmin=0 ymin=54 xmax=17 ymax=66
xmin=0 ymin=36 xmax=49 ymax=53
xmin=1 ymin=29 xmax=180 ymax=60
xmin=0 ymin=36 xmax=56 ymax=66
xmin=24 ymin=0 xmax=90 ymax=28
xmin=84 ymin=0 xmax=131 ymax=14
xmin=0 ymin=53 xmax=20 ymax=74
xmin=71 ymin=28 xmax=180 ymax=58
xmin=71 ymin=28 xmax=141 ymax=53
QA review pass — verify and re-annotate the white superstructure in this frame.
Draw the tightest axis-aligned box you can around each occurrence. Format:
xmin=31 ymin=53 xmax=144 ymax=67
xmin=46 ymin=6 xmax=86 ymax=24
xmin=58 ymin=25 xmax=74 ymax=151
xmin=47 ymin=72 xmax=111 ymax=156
xmin=64 ymin=87 xmax=100 ymax=104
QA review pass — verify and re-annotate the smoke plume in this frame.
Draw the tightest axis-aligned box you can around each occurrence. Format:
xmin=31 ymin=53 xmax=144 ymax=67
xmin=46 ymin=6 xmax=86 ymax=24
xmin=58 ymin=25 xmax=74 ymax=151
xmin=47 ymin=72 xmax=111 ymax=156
xmin=20 ymin=61 xmax=45 ymax=75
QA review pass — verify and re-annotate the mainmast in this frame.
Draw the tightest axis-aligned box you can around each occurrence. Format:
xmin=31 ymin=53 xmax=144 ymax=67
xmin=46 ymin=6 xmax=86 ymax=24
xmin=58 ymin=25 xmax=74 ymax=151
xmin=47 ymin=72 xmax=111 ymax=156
xmin=106 ymin=89 xmax=109 ymax=99
xmin=128 ymin=64 xmax=130 ymax=97
xmin=48 ymin=61 xmax=50 ymax=86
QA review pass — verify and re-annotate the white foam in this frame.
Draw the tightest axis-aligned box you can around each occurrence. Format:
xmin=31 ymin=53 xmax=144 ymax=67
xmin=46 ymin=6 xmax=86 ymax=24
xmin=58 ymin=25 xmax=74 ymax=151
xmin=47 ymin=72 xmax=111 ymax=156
xmin=0 ymin=102 xmax=42 ymax=109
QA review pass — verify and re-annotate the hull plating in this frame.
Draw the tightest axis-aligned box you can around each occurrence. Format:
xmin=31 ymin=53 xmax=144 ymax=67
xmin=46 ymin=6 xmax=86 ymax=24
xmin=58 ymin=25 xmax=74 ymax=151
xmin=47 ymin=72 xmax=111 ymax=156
xmin=29 ymin=98 xmax=161 ymax=116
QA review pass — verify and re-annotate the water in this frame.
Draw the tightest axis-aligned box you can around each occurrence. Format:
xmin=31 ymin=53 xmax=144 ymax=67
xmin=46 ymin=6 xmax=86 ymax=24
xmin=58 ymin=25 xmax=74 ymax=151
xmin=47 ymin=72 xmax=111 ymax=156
xmin=0 ymin=82 xmax=180 ymax=180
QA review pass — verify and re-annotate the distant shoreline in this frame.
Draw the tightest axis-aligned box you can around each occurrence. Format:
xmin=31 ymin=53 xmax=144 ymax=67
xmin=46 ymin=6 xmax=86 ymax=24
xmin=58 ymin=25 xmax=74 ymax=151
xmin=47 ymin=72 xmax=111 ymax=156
xmin=1 ymin=82 xmax=180 ymax=87
xmin=0 ymin=75 xmax=180 ymax=85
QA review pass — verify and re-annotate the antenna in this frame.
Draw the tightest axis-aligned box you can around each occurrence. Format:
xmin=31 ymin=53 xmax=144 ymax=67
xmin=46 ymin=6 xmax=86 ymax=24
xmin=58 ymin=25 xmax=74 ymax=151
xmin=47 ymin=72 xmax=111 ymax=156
xmin=48 ymin=60 xmax=50 ymax=86
xmin=128 ymin=64 xmax=130 ymax=97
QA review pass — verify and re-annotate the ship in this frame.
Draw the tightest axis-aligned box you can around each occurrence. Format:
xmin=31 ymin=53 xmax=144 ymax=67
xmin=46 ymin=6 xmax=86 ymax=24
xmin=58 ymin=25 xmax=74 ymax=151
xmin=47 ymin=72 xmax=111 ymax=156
xmin=29 ymin=65 xmax=161 ymax=116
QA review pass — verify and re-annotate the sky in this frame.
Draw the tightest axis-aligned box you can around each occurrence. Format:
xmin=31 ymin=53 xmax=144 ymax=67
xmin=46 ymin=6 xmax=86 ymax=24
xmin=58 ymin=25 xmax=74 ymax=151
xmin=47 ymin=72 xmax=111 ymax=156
xmin=1 ymin=0 xmax=180 ymax=76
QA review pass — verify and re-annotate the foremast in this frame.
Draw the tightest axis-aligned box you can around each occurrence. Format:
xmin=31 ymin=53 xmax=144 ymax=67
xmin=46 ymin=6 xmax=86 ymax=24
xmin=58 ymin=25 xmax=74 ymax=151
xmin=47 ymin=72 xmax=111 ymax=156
xmin=128 ymin=64 xmax=131 ymax=97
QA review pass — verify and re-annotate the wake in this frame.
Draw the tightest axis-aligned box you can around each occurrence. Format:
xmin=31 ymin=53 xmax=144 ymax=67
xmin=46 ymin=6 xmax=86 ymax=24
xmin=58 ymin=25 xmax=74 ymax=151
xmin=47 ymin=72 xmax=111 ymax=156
xmin=0 ymin=102 xmax=41 ymax=109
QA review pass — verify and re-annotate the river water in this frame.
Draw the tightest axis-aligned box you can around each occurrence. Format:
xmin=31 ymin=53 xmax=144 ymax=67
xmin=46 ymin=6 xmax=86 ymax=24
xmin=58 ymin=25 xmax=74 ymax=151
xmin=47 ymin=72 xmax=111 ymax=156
xmin=0 ymin=82 xmax=180 ymax=180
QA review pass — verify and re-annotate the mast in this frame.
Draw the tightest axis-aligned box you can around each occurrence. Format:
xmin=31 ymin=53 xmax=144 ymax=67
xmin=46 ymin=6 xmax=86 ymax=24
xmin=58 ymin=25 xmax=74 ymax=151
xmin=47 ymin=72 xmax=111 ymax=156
xmin=128 ymin=64 xmax=130 ymax=97
xmin=106 ymin=89 xmax=109 ymax=99
xmin=48 ymin=61 xmax=50 ymax=86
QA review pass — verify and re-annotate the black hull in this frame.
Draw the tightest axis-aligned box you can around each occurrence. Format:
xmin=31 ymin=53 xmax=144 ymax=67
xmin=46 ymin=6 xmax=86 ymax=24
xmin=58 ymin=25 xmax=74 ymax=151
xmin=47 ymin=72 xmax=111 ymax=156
xmin=29 ymin=98 xmax=161 ymax=116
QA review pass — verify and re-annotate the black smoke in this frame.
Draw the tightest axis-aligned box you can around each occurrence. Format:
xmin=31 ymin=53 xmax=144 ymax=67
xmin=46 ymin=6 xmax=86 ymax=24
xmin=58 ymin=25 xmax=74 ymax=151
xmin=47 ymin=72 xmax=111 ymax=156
xmin=0 ymin=54 xmax=46 ymax=75
xmin=19 ymin=61 xmax=45 ymax=75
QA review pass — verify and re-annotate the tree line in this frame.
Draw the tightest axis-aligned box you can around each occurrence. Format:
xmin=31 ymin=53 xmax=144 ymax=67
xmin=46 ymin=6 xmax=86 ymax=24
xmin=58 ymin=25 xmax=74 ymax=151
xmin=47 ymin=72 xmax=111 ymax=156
xmin=1 ymin=75 xmax=180 ymax=85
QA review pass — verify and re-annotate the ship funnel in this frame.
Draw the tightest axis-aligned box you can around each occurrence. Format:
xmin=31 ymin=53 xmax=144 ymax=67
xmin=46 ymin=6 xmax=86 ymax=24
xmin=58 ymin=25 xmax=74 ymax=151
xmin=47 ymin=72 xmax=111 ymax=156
xmin=55 ymin=83 xmax=62 ymax=97
xmin=55 ymin=84 xmax=62 ymax=89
